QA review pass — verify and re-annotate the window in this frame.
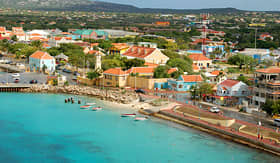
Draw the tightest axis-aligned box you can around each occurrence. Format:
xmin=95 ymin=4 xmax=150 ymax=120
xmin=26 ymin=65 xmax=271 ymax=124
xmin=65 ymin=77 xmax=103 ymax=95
xmin=179 ymin=85 xmax=183 ymax=88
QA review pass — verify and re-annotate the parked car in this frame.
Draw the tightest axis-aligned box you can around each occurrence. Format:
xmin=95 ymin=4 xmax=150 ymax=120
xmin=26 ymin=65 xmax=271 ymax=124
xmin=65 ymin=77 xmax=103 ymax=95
xmin=62 ymin=68 xmax=72 ymax=73
xmin=14 ymin=78 xmax=20 ymax=83
xmin=5 ymin=61 xmax=13 ymax=64
xmin=11 ymin=73 xmax=20 ymax=77
xmin=73 ymin=71 xmax=80 ymax=76
xmin=135 ymin=89 xmax=146 ymax=94
xmin=29 ymin=80 xmax=38 ymax=84
xmin=209 ymin=106 xmax=220 ymax=113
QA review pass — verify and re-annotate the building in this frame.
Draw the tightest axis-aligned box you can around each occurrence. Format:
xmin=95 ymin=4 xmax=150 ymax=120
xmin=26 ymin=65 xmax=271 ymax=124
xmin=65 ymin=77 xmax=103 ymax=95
xmin=188 ymin=53 xmax=212 ymax=69
xmin=238 ymin=48 xmax=270 ymax=63
xmin=155 ymin=21 xmax=170 ymax=26
xmin=205 ymin=70 xmax=227 ymax=83
xmin=48 ymin=37 xmax=75 ymax=47
xmin=109 ymin=43 xmax=130 ymax=55
xmin=29 ymin=51 xmax=55 ymax=72
xmin=102 ymin=68 xmax=128 ymax=87
xmin=12 ymin=27 xmax=25 ymax=41
xmin=215 ymin=79 xmax=249 ymax=105
xmin=252 ymin=68 xmax=280 ymax=107
xmin=102 ymin=29 xmax=139 ymax=38
xmin=167 ymin=75 xmax=203 ymax=91
xmin=259 ymin=34 xmax=273 ymax=41
xmin=126 ymin=67 xmax=155 ymax=77
xmin=122 ymin=46 xmax=169 ymax=65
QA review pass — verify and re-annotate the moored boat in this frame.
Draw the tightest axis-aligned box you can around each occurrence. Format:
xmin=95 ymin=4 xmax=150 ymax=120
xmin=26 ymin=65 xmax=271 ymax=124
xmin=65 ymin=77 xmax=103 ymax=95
xmin=86 ymin=103 xmax=96 ymax=105
xmin=121 ymin=113 xmax=136 ymax=117
xmin=92 ymin=107 xmax=102 ymax=111
xmin=134 ymin=117 xmax=148 ymax=121
xmin=80 ymin=105 xmax=91 ymax=109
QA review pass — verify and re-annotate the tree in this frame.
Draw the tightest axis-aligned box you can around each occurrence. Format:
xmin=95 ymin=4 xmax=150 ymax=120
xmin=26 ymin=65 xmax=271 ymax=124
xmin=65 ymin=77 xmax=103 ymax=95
xmin=228 ymin=53 xmax=257 ymax=69
xmin=87 ymin=71 xmax=100 ymax=80
xmin=262 ymin=59 xmax=273 ymax=68
xmin=170 ymin=69 xmax=183 ymax=79
xmin=11 ymin=35 xmax=18 ymax=42
xmin=30 ymin=41 xmax=42 ymax=49
xmin=98 ymin=41 xmax=112 ymax=52
xmin=190 ymin=82 xmax=213 ymax=100
xmin=122 ymin=58 xmax=145 ymax=69
xmin=47 ymin=47 xmax=60 ymax=56
xmin=102 ymin=59 xmax=122 ymax=70
xmin=237 ymin=76 xmax=253 ymax=86
xmin=153 ymin=66 xmax=170 ymax=78
xmin=167 ymin=58 xmax=193 ymax=74
xmin=162 ymin=50 xmax=180 ymax=59
xmin=261 ymin=100 xmax=280 ymax=116
xmin=42 ymin=64 xmax=47 ymax=73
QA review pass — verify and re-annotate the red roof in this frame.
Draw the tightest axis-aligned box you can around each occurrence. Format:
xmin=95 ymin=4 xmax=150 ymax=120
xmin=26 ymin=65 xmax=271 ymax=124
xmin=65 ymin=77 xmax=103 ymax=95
xmin=181 ymin=75 xmax=203 ymax=82
xmin=144 ymin=62 xmax=159 ymax=68
xmin=0 ymin=27 xmax=6 ymax=32
xmin=167 ymin=68 xmax=178 ymax=74
xmin=192 ymin=64 xmax=199 ymax=70
xmin=219 ymin=79 xmax=240 ymax=87
xmin=210 ymin=70 xmax=225 ymax=76
xmin=87 ymin=50 xmax=99 ymax=55
xmin=103 ymin=68 xmax=127 ymax=76
xmin=256 ymin=68 xmax=280 ymax=74
xmin=30 ymin=51 xmax=54 ymax=60
xmin=127 ymin=67 xmax=154 ymax=74
xmin=188 ymin=53 xmax=211 ymax=61
xmin=122 ymin=46 xmax=156 ymax=58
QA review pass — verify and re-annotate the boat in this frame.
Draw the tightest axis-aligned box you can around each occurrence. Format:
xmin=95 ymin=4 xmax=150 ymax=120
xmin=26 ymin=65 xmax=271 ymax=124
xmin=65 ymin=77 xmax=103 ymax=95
xmin=80 ymin=105 xmax=91 ymax=109
xmin=86 ymin=103 xmax=96 ymax=105
xmin=121 ymin=113 xmax=136 ymax=117
xmin=92 ymin=107 xmax=102 ymax=111
xmin=134 ymin=117 xmax=148 ymax=121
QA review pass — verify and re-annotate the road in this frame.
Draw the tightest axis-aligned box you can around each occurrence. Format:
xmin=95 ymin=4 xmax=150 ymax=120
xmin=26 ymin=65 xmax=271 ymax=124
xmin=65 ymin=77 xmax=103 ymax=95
xmin=0 ymin=72 xmax=48 ymax=84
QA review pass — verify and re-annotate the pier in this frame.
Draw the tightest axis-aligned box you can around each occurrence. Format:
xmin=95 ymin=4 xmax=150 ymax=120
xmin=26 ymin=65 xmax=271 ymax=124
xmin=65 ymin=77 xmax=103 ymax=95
xmin=0 ymin=84 xmax=31 ymax=92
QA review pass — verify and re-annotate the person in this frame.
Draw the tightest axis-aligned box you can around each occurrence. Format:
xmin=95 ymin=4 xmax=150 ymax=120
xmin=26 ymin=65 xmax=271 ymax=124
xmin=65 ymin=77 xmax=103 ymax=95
xmin=261 ymin=135 xmax=263 ymax=140
xmin=65 ymin=99 xmax=68 ymax=103
xmin=78 ymin=100 xmax=81 ymax=104
xmin=258 ymin=133 xmax=260 ymax=139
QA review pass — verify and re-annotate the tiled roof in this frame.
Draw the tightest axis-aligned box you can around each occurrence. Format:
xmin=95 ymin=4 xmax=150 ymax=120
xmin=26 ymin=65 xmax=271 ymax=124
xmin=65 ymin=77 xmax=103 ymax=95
xmin=30 ymin=51 xmax=54 ymax=60
xmin=111 ymin=43 xmax=129 ymax=50
xmin=211 ymin=70 xmax=225 ymax=76
xmin=219 ymin=79 xmax=240 ymax=87
xmin=256 ymin=68 xmax=280 ymax=74
xmin=167 ymin=68 xmax=178 ymax=74
xmin=42 ymin=43 xmax=50 ymax=48
xmin=127 ymin=67 xmax=155 ymax=74
xmin=87 ymin=50 xmax=99 ymax=55
xmin=144 ymin=62 xmax=159 ymax=68
xmin=0 ymin=27 xmax=6 ymax=32
xmin=123 ymin=46 xmax=156 ymax=58
xmin=181 ymin=75 xmax=203 ymax=82
xmin=103 ymin=68 xmax=127 ymax=76
xmin=188 ymin=53 xmax=211 ymax=61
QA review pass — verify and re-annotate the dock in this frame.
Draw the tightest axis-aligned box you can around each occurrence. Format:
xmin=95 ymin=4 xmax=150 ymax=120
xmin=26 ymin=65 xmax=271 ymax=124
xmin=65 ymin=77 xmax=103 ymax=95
xmin=0 ymin=84 xmax=30 ymax=92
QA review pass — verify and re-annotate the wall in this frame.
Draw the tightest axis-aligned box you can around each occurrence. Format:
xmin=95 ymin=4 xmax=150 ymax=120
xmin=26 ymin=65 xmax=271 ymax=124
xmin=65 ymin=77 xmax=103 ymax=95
xmin=127 ymin=76 xmax=168 ymax=90
xmin=144 ymin=49 xmax=169 ymax=64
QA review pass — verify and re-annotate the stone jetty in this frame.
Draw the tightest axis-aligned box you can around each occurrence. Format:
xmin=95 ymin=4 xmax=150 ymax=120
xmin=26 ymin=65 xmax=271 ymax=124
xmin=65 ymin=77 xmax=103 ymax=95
xmin=21 ymin=85 xmax=139 ymax=104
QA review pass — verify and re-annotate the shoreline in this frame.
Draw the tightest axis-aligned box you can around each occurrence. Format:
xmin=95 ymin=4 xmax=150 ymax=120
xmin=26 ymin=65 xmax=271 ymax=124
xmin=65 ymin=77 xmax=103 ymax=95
xmin=17 ymin=84 xmax=280 ymax=156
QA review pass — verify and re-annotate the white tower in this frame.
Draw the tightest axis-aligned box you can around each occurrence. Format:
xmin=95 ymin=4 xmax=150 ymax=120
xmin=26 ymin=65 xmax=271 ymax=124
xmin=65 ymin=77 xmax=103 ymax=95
xmin=95 ymin=53 xmax=102 ymax=71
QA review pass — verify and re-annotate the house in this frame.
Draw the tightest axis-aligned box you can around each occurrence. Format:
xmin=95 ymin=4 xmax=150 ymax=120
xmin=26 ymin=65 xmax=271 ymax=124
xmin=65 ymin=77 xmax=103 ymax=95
xmin=0 ymin=27 xmax=10 ymax=38
xmin=205 ymin=70 xmax=227 ymax=83
xmin=238 ymin=48 xmax=270 ymax=63
xmin=48 ymin=36 xmax=74 ymax=47
xmin=102 ymin=68 xmax=128 ymax=87
xmin=155 ymin=21 xmax=170 ymax=26
xmin=122 ymin=46 xmax=169 ymax=65
xmin=102 ymin=29 xmax=139 ymax=38
xmin=167 ymin=75 xmax=203 ymax=91
xmin=126 ymin=67 xmax=155 ymax=77
xmin=12 ymin=27 xmax=25 ymax=41
xmin=29 ymin=51 xmax=55 ymax=72
xmin=73 ymin=29 xmax=108 ymax=40
xmin=188 ymin=53 xmax=212 ymax=69
xmin=109 ymin=43 xmax=130 ymax=55
xmin=215 ymin=79 xmax=249 ymax=105
xmin=259 ymin=34 xmax=273 ymax=41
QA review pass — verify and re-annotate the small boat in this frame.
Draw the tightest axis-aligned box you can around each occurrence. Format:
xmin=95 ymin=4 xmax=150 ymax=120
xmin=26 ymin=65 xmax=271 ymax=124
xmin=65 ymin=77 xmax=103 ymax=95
xmin=92 ymin=107 xmax=102 ymax=111
xmin=121 ymin=113 xmax=136 ymax=117
xmin=134 ymin=117 xmax=148 ymax=121
xmin=86 ymin=103 xmax=96 ymax=105
xmin=80 ymin=105 xmax=91 ymax=109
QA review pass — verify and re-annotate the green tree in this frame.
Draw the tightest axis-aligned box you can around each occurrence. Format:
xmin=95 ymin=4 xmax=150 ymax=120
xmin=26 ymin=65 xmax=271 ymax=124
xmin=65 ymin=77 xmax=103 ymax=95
xmin=262 ymin=59 xmax=273 ymax=68
xmin=102 ymin=59 xmax=122 ymax=70
xmin=228 ymin=53 xmax=257 ymax=69
xmin=87 ymin=71 xmax=100 ymax=80
xmin=11 ymin=35 xmax=18 ymax=42
xmin=167 ymin=58 xmax=193 ymax=74
xmin=122 ymin=58 xmax=145 ymax=69
xmin=162 ymin=50 xmax=180 ymax=59
xmin=237 ymin=76 xmax=253 ymax=86
xmin=153 ymin=66 xmax=170 ymax=78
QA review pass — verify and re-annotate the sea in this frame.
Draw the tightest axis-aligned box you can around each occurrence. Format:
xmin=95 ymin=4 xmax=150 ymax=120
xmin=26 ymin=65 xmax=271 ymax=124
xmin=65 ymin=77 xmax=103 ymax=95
xmin=0 ymin=93 xmax=279 ymax=163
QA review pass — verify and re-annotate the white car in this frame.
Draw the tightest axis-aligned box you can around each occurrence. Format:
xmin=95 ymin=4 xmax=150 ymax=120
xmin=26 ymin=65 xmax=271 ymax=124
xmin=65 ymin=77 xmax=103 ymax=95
xmin=11 ymin=73 xmax=20 ymax=77
xmin=210 ymin=106 xmax=220 ymax=113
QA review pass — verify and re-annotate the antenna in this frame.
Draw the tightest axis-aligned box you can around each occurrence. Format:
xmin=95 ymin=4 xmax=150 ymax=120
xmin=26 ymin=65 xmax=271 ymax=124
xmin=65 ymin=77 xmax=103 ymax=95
xmin=201 ymin=13 xmax=210 ymax=56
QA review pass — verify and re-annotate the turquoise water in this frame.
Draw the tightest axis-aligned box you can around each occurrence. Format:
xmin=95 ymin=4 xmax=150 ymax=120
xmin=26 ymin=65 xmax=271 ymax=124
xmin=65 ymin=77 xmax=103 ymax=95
xmin=0 ymin=93 xmax=279 ymax=163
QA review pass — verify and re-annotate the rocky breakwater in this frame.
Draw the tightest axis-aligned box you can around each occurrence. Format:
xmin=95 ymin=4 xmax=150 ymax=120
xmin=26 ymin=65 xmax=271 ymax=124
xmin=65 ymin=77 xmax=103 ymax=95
xmin=22 ymin=85 xmax=139 ymax=104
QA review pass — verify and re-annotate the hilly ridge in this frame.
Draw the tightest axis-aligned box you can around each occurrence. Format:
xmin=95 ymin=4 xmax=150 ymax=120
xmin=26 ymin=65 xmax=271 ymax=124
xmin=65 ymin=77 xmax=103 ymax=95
xmin=0 ymin=0 xmax=245 ymax=13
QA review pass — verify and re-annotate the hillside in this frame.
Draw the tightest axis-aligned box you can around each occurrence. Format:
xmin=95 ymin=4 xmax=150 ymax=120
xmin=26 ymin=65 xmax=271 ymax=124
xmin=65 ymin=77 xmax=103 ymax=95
xmin=0 ymin=0 xmax=245 ymax=13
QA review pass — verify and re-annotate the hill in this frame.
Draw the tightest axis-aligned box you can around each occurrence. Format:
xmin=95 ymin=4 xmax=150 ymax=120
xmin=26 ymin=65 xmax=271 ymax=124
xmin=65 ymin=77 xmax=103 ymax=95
xmin=0 ymin=0 xmax=245 ymax=14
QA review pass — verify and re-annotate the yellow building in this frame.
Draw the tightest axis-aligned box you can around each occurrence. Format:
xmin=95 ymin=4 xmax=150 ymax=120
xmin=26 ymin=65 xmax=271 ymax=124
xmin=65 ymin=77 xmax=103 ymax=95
xmin=109 ymin=43 xmax=130 ymax=55
xmin=101 ymin=68 xmax=128 ymax=87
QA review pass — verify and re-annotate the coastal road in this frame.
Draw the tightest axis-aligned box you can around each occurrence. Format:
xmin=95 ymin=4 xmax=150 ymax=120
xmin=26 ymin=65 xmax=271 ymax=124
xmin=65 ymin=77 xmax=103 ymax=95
xmin=0 ymin=72 xmax=48 ymax=84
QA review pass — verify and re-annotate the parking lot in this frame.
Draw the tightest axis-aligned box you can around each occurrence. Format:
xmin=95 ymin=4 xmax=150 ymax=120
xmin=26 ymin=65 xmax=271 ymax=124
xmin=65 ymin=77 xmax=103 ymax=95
xmin=0 ymin=72 xmax=48 ymax=84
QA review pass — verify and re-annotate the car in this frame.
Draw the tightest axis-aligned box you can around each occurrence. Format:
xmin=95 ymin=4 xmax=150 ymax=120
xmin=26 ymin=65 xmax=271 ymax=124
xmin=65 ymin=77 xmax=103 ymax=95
xmin=29 ymin=80 xmax=38 ymax=84
xmin=135 ymin=89 xmax=146 ymax=94
xmin=5 ymin=61 xmax=13 ymax=64
xmin=14 ymin=78 xmax=20 ymax=83
xmin=11 ymin=73 xmax=20 ymax=77
xmin=209 ymin=106 xmax=220 ymax=113
xmin=73 ymin=71 xmax=80 ymax=76
xmin=62 ymin=68 xmax=72 ymax=73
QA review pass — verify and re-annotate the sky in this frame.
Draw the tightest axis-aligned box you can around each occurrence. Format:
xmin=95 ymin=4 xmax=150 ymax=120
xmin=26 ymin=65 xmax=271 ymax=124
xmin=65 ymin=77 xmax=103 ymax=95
xmin=99 ymin=0 xmax=280 ymax=11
